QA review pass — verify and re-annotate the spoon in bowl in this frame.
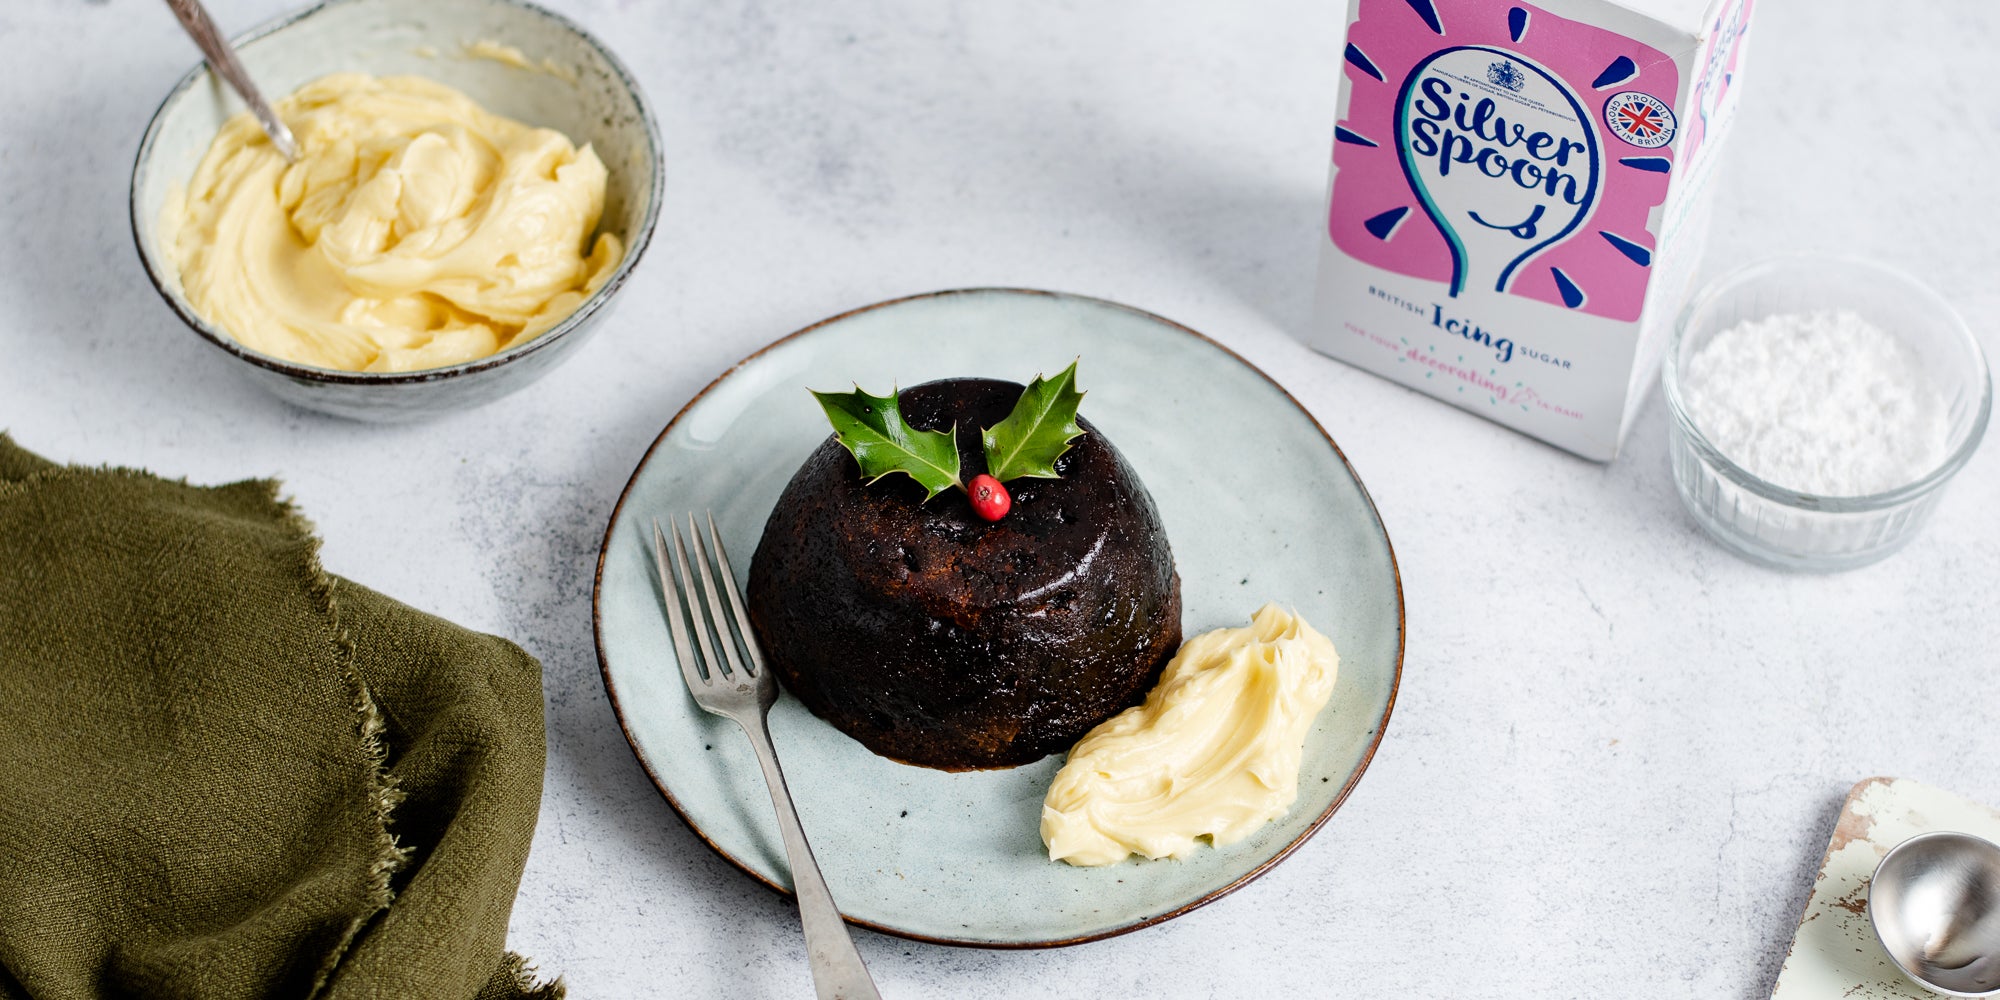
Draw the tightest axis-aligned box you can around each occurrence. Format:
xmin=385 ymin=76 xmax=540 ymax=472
xmin=161 ymin=0 xmax=300 ymax=162
xmin=1870 ymin=831 xmax=2000 ymax=997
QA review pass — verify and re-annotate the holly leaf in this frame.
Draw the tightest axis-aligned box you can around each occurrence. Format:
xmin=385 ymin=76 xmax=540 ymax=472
xmin=982 ymin=360 xmax=1085 ymax=483
xmin=811 ymin=385 xmax=963 ymax=500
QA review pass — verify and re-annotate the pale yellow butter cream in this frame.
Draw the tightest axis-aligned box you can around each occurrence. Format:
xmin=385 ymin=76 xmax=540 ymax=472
xmin=1041 ymin=604 xmax=1340 ymax=866
xmin=462 ymin=40 xmax=578 ymax=82
xmin=169 ymin=73 xmax=622 ymax=373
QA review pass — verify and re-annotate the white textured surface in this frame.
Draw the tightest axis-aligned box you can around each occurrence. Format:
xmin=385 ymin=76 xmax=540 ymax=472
xmin=1 ymin=0 xmax=1996 ymax=997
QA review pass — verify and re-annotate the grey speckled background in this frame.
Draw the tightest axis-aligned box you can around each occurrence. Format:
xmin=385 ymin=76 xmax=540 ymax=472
xmin=2 ymin=0 xmax=1996 ymax=997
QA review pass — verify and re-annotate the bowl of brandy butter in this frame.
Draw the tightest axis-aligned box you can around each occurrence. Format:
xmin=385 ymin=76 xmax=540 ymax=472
xmin=1662 ymin=256 xmax=1991 ymax=571
xmin=131 ymin=0 xmax=662 ymax=421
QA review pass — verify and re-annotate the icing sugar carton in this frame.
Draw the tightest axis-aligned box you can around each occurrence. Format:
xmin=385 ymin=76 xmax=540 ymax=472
xmin=1308 ymin=0 xmax=1755 ymax=460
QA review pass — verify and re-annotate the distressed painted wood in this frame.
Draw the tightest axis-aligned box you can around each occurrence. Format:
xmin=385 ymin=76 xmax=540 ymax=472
xmin=1772 ymin=778 xmax=2000 ymax=1000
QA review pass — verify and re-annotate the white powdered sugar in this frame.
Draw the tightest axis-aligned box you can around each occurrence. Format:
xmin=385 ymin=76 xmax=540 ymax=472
xmin=1680 ymin=309 xmax=1950 ymax=497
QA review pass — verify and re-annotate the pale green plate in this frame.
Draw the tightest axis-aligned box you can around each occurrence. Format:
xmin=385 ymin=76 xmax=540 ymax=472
xmin=592 ymin=289 xmax=1404 ymax=947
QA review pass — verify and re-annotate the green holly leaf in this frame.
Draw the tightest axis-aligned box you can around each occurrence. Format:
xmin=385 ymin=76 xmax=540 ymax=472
xmin=982 ymin=360 xmax=1085 ymax=483
xmin=811 ymin=385 xmax=964 ymax=500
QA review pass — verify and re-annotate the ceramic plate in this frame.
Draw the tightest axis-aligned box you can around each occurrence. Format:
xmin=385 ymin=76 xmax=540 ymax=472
xmin=593 ymin=289 xmax=1403 ymax=947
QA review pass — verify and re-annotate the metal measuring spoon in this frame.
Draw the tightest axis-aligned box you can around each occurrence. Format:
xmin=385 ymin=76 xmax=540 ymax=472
xmin=162 ymin=0 xmax=300 ymax=162
xmin=1870 ymin=831 xmax=2000 ymax=997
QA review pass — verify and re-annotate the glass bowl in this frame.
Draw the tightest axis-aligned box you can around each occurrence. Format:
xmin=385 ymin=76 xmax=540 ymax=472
xmin=1661 ymin=255 xmax=1991 ymax=571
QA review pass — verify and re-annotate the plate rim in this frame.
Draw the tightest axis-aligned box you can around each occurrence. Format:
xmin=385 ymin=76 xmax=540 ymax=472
xmin=590 ymin=287 xmax=1406 ymax=949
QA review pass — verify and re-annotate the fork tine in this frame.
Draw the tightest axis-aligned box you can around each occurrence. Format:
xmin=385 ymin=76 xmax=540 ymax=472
xmin=684 ymin=512 xmax=753 ymax=681
xmin=651 ymin=518 xmax=708 ymax=689
xmin=672 ymin=515 xmax=734 ymax=681
xmin=704 ymin=511 xmax=768 ymax=676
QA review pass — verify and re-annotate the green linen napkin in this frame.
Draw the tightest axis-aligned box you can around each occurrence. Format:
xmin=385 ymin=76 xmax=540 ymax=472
xmin=0 ymin=435 xmax=561 ymax=1000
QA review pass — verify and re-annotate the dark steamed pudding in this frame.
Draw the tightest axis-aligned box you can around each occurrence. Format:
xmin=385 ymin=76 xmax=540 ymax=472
xmin=746 ymin=378 xmax=1181 ymax=770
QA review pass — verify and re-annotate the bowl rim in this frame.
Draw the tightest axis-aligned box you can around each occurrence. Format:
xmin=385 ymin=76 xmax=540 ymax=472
xmin=1661 ymin=253 xmax=1994 ymax=512
xmin=127 ymin=0 xmax=665 ymax=387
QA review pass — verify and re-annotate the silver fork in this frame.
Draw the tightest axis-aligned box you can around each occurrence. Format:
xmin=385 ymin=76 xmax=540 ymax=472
xmin=650 ymin=513 xmax=882 ymax=1000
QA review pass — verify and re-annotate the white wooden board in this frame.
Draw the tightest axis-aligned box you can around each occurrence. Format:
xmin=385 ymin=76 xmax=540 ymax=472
xmin=1772 ymin=777 xmax=2000 ymax=999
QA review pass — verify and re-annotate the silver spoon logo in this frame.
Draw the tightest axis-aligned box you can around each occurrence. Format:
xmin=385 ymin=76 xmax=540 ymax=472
xmin=1395 ymin=46 xmax=1601 ymax=298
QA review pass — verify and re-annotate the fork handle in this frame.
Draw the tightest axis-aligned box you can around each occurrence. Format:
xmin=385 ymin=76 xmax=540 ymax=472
xmin=738 ymin=713 xmax=883 ymax=1000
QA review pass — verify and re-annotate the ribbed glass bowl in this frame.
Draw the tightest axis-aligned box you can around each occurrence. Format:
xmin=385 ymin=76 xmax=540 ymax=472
xmin=1662 ymin=256 xmax=1991 ymax=571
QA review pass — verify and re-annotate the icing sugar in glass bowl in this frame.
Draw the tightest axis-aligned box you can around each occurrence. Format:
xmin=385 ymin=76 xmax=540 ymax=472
xmin=1662 ymin=256 xmax=1991 ymax=571
xmin=1680 ymin=308 xmax=1951 ymax=497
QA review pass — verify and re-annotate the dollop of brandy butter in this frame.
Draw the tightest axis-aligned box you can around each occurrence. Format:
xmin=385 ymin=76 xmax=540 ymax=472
xmin=168 ymin=74 xmax=622 ymax=372
xmin=1040 ymin=604 xmax=1339 ymax=866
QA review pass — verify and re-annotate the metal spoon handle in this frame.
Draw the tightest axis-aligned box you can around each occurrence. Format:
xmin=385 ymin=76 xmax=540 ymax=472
xmin=161 ymin=0 xmax=300 ymax=161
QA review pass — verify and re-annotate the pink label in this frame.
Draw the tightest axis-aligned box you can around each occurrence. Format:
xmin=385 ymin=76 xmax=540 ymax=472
xmin=1685 ymin=0 xmax=1753 ymax=163
xmin=1328 ymin=0 xmax=1683 ymax=322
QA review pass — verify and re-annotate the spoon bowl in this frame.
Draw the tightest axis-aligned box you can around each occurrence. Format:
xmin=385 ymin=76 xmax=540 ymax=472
xmin=1870 ymin=832 xmax=2000 ymax=997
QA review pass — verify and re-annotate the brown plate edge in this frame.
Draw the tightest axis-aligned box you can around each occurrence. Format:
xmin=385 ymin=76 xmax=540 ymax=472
xmin=589 ymin=287 xmax=1407 ymax=949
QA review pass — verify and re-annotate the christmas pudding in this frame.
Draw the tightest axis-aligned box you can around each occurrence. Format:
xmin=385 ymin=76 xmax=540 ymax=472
xmin=746 ymin=366 xmax=1181 ymax=770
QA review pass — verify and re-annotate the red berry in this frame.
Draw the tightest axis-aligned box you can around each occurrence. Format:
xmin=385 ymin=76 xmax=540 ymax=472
xmin=968 ymin=474 xmax=1011 ymax=521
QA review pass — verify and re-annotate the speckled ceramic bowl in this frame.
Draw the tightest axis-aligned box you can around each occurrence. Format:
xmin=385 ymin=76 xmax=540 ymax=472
xmin=130 ymin=0 xmax=662 ymax=421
